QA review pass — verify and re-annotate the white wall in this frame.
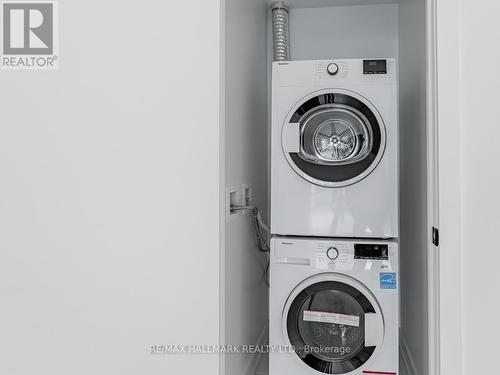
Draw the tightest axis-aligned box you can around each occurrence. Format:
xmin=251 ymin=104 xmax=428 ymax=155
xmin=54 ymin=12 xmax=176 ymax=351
xmin=223 ymin=1 xmax=269 ymax=375
xmin=0 ymin=1 xmax=220 ymax=374
xmin=398 ymin=0 xmax=428 ymax=374
xmin=459 ymin=0 xmax=500 ymax=373
xmin=288 ymin=4 xmax=399 ymax=61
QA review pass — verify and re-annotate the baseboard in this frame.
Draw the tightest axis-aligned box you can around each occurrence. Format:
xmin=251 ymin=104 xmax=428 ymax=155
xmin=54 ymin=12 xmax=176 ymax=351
xmin=399 ymin=329 xmax=419 ymax=375
xmin=244 ymin=320 xmax=269 ymax=375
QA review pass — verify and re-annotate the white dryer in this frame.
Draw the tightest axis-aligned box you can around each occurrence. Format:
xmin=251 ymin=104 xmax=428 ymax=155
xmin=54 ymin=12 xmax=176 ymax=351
xmin=271 ymin=59 xmax=398 ymax=238
xmin=270 ymin=237 xmax=399 ymax=375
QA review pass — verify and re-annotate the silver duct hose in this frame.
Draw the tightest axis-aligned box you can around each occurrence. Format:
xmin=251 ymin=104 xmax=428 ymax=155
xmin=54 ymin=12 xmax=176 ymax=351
xmin=272 ymin=2 xmax=290 ymax=61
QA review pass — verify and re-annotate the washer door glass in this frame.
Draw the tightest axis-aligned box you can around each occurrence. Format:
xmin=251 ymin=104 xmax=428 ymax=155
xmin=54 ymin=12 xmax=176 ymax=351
xmin=283 ymin=91 xmax=386 ymax=187
xmin=286 ymin=281 xmax=377 ymax=374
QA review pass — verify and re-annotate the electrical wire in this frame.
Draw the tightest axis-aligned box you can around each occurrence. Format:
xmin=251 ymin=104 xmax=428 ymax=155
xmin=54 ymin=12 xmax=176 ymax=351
xmin=263 ymin=254 xmax=270 ymax=288
xmin=231 ymin=204 xmax=270 ymax=287
xmin=253 ymin=211 xmax=269 ymax=252
xmin=256 ymin=211 xmax=270 ymax=234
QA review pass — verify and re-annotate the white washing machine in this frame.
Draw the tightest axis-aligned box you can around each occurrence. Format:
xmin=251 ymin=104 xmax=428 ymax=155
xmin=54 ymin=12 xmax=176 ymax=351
xmin=271 ymin=59 xmax=398 ymax=238
xmin=270 ymin=237 xmax=398 ymax=375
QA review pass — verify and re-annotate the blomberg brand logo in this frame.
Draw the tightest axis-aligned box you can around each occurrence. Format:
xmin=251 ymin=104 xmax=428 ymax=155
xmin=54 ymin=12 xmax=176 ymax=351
xmin=1 ymin=1 xmax=58 ymax=69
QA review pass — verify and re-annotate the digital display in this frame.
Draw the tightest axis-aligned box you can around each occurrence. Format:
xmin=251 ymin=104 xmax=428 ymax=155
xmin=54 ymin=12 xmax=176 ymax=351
xmin=363 ymin=59 xmax=387 ymax=75
xmin=354 ymin=244 xmax=389 ymax=260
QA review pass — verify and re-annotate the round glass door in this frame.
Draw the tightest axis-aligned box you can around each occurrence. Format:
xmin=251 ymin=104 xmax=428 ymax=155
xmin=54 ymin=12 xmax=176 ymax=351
xmin=301 ymin=104 xmax=372 ymax=165
xmin=285 ymin=279 xmax=382 ymax=374
xmin=282 ymin=90 xmax=386 ymax=188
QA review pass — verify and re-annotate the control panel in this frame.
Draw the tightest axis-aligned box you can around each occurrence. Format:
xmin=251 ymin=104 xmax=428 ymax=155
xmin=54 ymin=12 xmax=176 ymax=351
xmin=273 ymin=59 xmax=396 ymax=88
xmin=363 ymin=59 xmax=387 ymax=75
xmin=316 ymin=60 xmax=349 ymax=81
xmin=354 ymin=244 xmax=389 ymax=260
xmin=315 ymin=241 xmax=354 ymax=271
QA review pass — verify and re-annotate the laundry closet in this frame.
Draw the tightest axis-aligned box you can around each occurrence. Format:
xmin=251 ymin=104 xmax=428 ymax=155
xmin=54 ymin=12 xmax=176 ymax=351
xmin=222 ymin=1 xmax=432 ymax=375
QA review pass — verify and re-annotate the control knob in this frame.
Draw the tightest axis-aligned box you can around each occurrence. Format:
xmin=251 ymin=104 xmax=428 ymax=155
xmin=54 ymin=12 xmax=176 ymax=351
xmin=327 ymin=63 xmax=339 ymax=76
xmin=327 ymin=247 xmax=339 ymax=260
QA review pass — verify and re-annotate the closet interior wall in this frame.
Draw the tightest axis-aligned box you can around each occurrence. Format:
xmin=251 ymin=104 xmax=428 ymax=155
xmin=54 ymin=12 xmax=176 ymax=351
xmin=223 ymin=1 xmax=430 ymax=374
xmin=399 ymin=0 xmax=429 ymax=374
xmin=223 ymin=1 xmax=269 ymax=375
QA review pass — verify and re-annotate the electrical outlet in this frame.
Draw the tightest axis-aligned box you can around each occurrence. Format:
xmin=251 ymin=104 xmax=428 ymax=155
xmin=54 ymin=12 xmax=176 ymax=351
xmin=226 ymin=185 xmax=253 ymax=220
xmin=226 ymin=186 xmax=243 ymax=221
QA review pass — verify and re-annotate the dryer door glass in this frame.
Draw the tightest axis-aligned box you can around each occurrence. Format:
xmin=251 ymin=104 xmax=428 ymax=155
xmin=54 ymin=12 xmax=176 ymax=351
xmin=283 ymin=92 xmax=386 ymax=188
xmin=300 ymin=104 xmax=372 ymax=164
xmin=286 ymin=281 xmax=376 ymax=374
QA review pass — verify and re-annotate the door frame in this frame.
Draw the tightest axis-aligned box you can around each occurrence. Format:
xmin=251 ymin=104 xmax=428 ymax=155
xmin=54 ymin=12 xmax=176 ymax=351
xmin=428 ymin=0 xmax=464 ymax=374
xmin=426 ymin=0 xmax=440 ymax=373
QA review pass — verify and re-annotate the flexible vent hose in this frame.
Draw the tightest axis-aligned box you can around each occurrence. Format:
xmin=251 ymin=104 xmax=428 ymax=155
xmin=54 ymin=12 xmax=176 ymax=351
xmin=272 ymin=2 xmax=290 ymax=61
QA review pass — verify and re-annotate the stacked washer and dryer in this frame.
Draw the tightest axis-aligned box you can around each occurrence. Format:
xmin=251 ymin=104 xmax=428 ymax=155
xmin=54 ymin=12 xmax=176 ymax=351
xmin=269 ymin=56 xmax=399 ymax=375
